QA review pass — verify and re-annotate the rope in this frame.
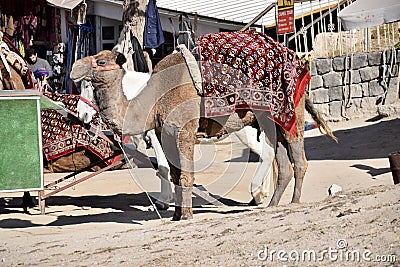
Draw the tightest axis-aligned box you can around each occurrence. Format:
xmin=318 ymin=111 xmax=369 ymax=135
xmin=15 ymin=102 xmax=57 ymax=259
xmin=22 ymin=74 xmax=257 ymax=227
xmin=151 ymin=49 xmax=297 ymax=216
xmin=341 ymin=52 xmax=353 ymax=119
xmin=377 ymin=25 xmax=381 ymax=49
xmin=301 ymin=2 xmax=308 ymax=53
xmin=310 ymin=0 xmax=315 ymax=50
xmin=381 ymin=46 xmax=396 ymax=104
xmin=117 ymin=141 xmax=166 ymax=223
xmin=337 ymin=0 xmax=342 ymax=55
xmin=327 ymin=0 xmax=334 ymax=57
xmin=319 ymin=0 xmax=327 ymax=55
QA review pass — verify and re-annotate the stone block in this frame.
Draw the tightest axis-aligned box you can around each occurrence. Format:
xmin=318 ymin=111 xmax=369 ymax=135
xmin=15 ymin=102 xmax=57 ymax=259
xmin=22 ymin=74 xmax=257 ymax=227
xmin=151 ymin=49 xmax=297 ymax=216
xmin=311 ymin=88 xmax=329 ymax=103
xmin=350 ymin=84 xmax=363 ymax=98
xmin=361 ymin=97 xmax=379 ymax=112
xmin=359 ymin=66 xmax=380 ymax=82
xmin=384 ymin=49 xmax=396 ymax=64
xmin=342 ymin=70 xmax=361 ymax=84
xmin=310 ymin=75 xmax=323 ymax=89
xmin=329 ymin=101 xmax=342 ymax=118
xmin=368 ymin=81 xmax=385 ymax=97
xmin=323 ymin=72 xmax=343 ymax=88
xmin=360 ymin=83 xmax=369 ymax=97
xmin=313 ymin=103 xmax=330 ymax=118
xmin=367 ymin=52 xmax=382 ymax=66
xmin=332 ymin=56 xmax=348 ymax=71
xmin=345 ymin=99 xmax=363 ymax=118
xmin=351 ymin=53 xmax=368 ymax=69
xmin=315 ymin=58 xmax=332 ymax=75
xmin=385 ymin=77 xmax=400 ymax=104
xmin=329 ymin=86 xmax=343 ymax=101
xmin=397 ymin=49 xmax=400 ymax=64
xmin=391 ymin=64 xmax=399 ymax=76
xmin=310 ymin=60 xmax=317 ymax=76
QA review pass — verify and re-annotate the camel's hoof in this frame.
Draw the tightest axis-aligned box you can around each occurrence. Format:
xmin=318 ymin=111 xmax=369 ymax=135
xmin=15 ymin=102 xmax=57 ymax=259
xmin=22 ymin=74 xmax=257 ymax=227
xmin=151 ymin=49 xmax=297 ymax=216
xmin=249 ymin=192 xmax=265 ymax=206
xmin=248 ymin=198 xmax=258 ymax=206
xmin=181 ymin=213 xmax=193 ymax=220
xmin=172 ymin=209 xmax=182 ymax=221
xmin=155 ymin=201 xmax=170 ymax=210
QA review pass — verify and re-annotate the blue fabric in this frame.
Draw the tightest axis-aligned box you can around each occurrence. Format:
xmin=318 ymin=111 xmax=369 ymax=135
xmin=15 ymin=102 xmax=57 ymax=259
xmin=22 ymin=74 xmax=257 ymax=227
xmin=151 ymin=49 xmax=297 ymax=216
xmin=143 ymin=0 xmax=165 ymax=48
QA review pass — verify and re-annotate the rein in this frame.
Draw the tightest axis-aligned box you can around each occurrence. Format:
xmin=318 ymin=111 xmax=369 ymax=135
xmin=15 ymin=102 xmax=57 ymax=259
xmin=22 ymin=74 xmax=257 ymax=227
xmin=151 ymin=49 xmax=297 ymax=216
xmin=79 ymin=94 xmax=99 ymax=112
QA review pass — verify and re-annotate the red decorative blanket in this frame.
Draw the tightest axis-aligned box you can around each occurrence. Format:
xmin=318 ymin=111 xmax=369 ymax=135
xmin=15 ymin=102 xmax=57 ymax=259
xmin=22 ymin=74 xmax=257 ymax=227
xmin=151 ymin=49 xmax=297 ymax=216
xmin=41 ymin=92 xmax=114 ymax=162
xmin=198 ymin=30 xmax=310 ymax=136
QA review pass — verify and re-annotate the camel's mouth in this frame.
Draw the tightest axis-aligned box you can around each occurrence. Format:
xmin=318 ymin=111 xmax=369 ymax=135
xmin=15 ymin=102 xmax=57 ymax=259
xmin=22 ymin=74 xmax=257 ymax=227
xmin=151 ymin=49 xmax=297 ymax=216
xmin=70 ymin=64 xmax=91 ymax=82
xmin=71 ymin=75 xmax=86 ymax=82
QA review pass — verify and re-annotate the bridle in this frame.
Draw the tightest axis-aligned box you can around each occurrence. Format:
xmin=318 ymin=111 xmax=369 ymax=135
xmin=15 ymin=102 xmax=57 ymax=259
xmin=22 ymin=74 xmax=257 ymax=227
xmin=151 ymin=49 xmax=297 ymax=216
xmin=81 ymin=56 xmax=122 ymax=111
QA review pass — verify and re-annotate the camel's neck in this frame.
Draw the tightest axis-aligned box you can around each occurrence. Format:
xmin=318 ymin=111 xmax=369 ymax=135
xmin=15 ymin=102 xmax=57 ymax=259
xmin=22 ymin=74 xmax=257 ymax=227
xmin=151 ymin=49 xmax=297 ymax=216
xmin=93 ymin=69 xmax=129 ymax=135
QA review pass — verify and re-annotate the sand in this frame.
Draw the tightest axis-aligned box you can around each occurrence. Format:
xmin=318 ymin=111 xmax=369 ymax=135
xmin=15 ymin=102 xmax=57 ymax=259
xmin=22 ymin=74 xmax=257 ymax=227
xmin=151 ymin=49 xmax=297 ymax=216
xmin=0 ymin=116 xmax=399 ymax=266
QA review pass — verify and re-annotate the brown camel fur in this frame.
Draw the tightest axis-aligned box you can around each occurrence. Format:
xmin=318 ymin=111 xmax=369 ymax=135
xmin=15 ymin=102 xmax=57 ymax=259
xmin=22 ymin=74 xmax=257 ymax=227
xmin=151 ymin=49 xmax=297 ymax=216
xmin=70 ymin=50 xmax=336 ymax=220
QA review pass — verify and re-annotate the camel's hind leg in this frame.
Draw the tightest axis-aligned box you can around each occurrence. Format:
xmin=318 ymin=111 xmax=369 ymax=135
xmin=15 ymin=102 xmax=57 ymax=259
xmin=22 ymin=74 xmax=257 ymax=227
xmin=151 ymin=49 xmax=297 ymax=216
xmin=289 ymin=95 xmax=308 ymax=203
xmin=268 ymin=130 xmax=294 ymax=207
xmin=288 ymin=139 xmax=308 ymax=203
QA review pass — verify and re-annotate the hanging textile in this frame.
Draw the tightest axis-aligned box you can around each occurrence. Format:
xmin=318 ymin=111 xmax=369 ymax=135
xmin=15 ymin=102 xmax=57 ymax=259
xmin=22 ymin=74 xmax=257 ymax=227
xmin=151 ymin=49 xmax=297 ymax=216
xmin=143 ymin=0 xmax=165 ymax=49
xmin=74 ymin=24 xmax=94 ymax=61
xmin=21 ymin=13 xmax=38 ymax=49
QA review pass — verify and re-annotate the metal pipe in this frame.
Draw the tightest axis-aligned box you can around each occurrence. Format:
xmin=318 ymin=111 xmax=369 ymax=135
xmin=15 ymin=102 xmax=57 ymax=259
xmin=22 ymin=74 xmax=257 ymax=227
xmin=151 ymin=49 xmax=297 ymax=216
xmin=240 ymin=3 xmax=276 ymax=31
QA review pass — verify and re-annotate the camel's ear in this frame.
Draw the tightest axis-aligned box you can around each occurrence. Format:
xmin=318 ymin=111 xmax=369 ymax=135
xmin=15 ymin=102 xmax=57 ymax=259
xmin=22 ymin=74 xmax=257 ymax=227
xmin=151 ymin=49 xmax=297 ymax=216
xmin=116 ymin=52 xmax=127 ymax=67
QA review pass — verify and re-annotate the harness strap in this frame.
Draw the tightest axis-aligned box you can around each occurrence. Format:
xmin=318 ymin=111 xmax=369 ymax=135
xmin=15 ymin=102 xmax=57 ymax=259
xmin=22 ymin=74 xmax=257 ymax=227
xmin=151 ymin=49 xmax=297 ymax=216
xmin=90 ymin=56 xmax=120 ymax=71
xmin=79 ymin=95 xmax=99 ymax=112
xmin=176 ymin=44 xmax=202 ymax=95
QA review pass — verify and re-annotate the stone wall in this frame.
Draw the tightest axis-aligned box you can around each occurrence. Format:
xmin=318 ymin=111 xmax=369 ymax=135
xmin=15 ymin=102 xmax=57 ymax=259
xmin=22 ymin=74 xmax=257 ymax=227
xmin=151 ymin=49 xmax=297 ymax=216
xmin=309 ymin=49 xmax=400 ymax=120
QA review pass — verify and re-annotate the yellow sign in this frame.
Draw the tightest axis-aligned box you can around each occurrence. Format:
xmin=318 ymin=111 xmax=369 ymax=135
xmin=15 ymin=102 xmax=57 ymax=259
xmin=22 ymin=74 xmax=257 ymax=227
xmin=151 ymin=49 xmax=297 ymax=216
xmin=278 ymin=0 xmax=294 ymax=9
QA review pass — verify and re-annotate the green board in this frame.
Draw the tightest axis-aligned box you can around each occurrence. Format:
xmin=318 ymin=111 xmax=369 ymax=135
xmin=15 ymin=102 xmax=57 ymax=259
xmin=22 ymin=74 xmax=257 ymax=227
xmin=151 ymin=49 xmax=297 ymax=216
xmin=0 ymin=95 xmax=43 ymax=192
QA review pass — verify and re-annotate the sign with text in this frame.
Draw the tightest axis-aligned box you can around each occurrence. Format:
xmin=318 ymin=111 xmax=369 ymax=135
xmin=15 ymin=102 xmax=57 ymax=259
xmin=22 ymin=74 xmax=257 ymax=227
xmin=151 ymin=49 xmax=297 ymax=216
xmin=277 ymin=0 xmax=294 ymax=35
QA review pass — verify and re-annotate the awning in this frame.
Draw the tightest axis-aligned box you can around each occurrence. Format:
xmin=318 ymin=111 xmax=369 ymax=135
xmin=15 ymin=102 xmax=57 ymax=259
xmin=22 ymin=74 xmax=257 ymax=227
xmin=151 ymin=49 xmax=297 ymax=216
xmin=338 ymin=0 xmax=400 ymax=30
xmin=46 ymin=0 xmax=83 ymax=10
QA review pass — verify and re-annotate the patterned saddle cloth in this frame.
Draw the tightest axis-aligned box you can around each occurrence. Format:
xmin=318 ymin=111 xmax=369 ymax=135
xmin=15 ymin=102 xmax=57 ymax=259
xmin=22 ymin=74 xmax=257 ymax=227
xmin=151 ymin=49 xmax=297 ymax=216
xmin=41 ymin=92 xmax=114 ymax=162
xmin=198 ymin=30 xmax=310 ymax=136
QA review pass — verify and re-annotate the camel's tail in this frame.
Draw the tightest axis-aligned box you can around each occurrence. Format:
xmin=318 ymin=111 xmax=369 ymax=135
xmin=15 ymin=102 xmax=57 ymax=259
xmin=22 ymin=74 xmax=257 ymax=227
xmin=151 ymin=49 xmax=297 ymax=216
xmin=305 ymin=95 xmax=338 ymax=143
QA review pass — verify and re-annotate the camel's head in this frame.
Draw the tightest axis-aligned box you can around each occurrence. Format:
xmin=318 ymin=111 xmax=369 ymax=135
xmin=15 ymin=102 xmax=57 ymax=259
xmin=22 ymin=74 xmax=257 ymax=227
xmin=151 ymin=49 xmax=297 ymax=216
xmin=70 ymin=50 xmax=127 ymax=125
xmin=70 ymin=50 xmax=126 ymax=82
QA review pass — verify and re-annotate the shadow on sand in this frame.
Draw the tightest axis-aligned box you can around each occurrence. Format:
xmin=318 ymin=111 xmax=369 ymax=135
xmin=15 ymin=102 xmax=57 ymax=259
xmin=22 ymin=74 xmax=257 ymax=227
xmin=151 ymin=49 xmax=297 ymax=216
xmin=0 ymin=191 xmax=252 ymax=229
xmin=305 ymin=118 xmax=400 ymax=161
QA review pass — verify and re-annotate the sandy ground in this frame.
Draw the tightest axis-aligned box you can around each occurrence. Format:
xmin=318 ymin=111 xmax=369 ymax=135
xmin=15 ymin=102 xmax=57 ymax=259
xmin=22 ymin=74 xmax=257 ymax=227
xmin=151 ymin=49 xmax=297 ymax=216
xmin=0 ymin=116 xmax=399 ymax=266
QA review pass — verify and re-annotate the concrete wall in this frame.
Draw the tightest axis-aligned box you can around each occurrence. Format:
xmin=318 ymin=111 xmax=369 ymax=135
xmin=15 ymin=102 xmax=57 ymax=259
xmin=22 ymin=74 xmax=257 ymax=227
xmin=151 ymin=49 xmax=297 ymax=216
xmin=309 ymin=49 xmax=400 ymax=120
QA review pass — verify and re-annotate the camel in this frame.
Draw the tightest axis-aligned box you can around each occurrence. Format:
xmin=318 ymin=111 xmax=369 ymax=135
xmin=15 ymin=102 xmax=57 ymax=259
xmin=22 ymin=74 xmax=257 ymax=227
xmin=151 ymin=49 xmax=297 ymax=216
xmin=73 ymin=51 xmax=277 ymax=209
xmin=70 ymin=46 xmax=336 ymax=221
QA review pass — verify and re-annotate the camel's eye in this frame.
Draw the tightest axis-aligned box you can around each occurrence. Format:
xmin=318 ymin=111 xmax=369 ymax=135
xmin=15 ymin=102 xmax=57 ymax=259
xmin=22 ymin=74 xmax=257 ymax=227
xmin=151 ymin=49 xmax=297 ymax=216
xmin=97 ymin=60 xmax=107 ymax=66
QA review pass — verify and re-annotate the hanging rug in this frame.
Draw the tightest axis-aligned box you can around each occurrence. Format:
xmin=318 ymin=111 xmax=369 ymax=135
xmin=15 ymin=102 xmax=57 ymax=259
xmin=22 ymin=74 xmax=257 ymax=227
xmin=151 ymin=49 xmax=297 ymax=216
xmin=198 ymin=30 xmax=310 ymax=136
xmin=41 ymin=92 xmax=114 ymax=162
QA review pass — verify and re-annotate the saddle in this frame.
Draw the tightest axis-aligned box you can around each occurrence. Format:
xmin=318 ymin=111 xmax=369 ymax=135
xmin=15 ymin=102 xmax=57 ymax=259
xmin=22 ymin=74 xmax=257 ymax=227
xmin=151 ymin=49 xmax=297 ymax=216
xmin=198 ymin=30 xmax=310 ymax=136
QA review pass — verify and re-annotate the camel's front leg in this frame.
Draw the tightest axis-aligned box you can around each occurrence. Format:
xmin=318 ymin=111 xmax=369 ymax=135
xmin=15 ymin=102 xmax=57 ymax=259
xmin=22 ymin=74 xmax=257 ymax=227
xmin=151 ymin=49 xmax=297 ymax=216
xmin=162 ymin=121 xmax=197 ymax=221
xmin=175 ymin=119 xmax=198 ymax=220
